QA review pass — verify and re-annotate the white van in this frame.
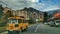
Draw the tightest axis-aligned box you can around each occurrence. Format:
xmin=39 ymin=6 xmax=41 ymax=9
xmin=55 ymin=20 xmax=60 ymax=26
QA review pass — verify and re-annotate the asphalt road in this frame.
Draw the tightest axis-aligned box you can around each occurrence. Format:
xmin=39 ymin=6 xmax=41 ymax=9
xmin=1 ymin=23 xmax=60 ymax=34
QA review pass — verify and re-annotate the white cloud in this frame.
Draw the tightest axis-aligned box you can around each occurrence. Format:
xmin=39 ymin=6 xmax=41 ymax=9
xmin=1 ymin=0 xmax=40 ymax=10
xmin=0 ymin=0 xmax=60 ymax=11
xmin=42 ymin=5 xmax=60 ymax=11
xmin=30 ymin=0 xmax=39 ymax=3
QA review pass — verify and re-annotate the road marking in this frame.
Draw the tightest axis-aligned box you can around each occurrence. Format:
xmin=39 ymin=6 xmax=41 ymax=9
xmin=34 ymin=24 xmax=39 ymax=33
xmin=58 ymin=32 xmax=60 ymax=34
xmin=28 ymin=24 xmax=36 ymax=27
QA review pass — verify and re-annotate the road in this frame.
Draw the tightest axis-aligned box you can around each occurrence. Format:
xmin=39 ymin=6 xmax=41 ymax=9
xmin=0 ymin=23 xmax=60 ymax=34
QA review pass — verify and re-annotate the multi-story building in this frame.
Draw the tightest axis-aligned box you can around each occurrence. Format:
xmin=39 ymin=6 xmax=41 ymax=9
xmin=3 ymin=7 xmax=42 ymax=22
xmin=12 ymin=9 xmax=28 ymax=20
xmin=3 ymin=7 xmax=12 ymax=13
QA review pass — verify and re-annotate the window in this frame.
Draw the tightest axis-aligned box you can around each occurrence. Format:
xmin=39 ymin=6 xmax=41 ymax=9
xmin=11 ymin=19 xmax=17 ymax=24
xmin=8 ymin=19 xmax=18 ymax=24
xmin=8 ymin=20 xmax=11 ymax=23
xmin=23 ymin=20 xmax=28 ymax=23
xmin=56 ymin=21 xmax=60 ymax=23
xmin=18 ymin=19 xmax=22 ymax=23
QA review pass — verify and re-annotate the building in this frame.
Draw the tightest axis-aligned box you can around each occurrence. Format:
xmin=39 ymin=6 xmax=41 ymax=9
xmin=12 ymin=7 xmax=41 ymax=22
xmin=12 ymin=9 xmax=28 ymax=20
xmin=3 ymin=7 xmax=42 ymax=22
xmin=3 ymin=7 xmax=12 ymax=13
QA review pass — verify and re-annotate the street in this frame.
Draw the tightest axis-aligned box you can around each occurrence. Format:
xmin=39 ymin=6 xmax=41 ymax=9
xmin=1 ymin=23 xmax=60 ymax=34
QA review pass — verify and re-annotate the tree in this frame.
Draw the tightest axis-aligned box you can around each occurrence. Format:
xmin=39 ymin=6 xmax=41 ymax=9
xmin=29 ymin=17 xmax=35 ymax=24
xmin=5 ymin=10 xmax=13 ymax=17
xmin=43 ymin=12 xmax=48 ymax=22
xmin=0 ymin=4 xmax=4 ymax=18
xmin=1 ymin=10 xmax=13 ymax=24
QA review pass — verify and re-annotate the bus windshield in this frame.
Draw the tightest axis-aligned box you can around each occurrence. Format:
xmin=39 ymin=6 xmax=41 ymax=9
xmin=23 ymin=20 xmax=28 ymax=23
xmin=8 ymin=19 xmax=23 ymax=24
xmin=8 ymin=19 xmax=18 ymax=24
xmin=18 ymin=19 xmax=22 ymax=23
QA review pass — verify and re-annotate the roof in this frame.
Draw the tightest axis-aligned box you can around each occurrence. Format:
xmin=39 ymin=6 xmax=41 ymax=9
xmin=8 ymin=16 xmax=24 ymax=19
xmin=54 ymin=13 xmax=60 ymax=19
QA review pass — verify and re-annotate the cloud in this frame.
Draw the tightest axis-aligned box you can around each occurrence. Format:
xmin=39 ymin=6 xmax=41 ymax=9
xmin=0 ymin=0 xmax=41 ymax=9
xmin=0 ymin=0 xmax=60 ymax=11
xmin=42 ymin=5 xmax=60 ymax=11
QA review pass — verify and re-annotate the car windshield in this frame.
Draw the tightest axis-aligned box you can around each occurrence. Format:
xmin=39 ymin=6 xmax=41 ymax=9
xmin=56 ymin=21 xmax=60 ymax=23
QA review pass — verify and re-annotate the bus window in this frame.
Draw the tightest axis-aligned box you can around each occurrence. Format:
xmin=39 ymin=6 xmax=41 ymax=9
xmin=18 ymin=19 xmax=22 ymax=23
xmin=8 ymin=19 xmax=18 ymax=24
xmin=8 ymin=20 xmax=11 ymax=23
xmin=23 ymin=20 xmax=28 ymax=23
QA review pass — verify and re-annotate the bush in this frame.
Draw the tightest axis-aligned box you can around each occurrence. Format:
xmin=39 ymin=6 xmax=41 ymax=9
xmin=0 ymin=22 xmax=6 ymax=27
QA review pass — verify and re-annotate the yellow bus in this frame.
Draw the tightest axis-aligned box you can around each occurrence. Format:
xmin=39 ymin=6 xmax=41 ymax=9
xmin=6 ymin=16 xmax=29 ymax=33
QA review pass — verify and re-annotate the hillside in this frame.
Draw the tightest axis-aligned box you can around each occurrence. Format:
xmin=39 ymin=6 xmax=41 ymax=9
xmin=22 ymin=7 xmax=42 ymax=13
xmin=47 ymin=9 xmax=60 ymax=17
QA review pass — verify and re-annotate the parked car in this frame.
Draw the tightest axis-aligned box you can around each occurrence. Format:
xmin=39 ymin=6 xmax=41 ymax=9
xmin=54 ymin=20 xmax=60 ymax=26
xmin=49 ymin=20 xmax=60 ymax=27
xmin=47 ymin=21 xmax=53 ymax=25
xmin=43 ymin=22 xmax=48 ymax=25
xmin=49 ymin=21 xmax=56 ymax=26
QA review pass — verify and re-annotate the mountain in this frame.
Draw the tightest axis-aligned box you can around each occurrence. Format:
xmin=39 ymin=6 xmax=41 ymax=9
xmin=22 ymin=7 xmax=42 ymax=13
xmin=47 ymin=9 xmax=60 ymax=17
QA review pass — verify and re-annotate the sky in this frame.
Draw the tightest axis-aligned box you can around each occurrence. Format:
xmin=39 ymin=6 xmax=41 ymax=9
xmin=0 ymin=0 xmax=60 ymax=11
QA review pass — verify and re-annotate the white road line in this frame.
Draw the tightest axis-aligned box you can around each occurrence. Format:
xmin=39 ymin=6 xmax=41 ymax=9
xmin=34 ymin=24 xmax=39 ymax=33
xmin=28 ymin=24 xmax=35 ymax=27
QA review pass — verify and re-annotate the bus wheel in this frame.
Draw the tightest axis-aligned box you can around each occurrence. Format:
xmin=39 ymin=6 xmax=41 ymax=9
xmin=26 ymin=26 xmax=28 ymax=30
xmin=16 ymin=31 xmax=20 ymax=34
xmin=20 ymin=27 xmax=24 ymax=32
xmin=8 ymin=31 xmax=13 ymax=34
xmin=24 ymin=26 xmax=28 ymax=31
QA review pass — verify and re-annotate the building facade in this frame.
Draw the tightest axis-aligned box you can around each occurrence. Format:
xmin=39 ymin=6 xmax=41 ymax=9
xmin=12 ymin=9 xmax=41 ymax=22
xmin=3 ymin=7 xmax=42 ymax=22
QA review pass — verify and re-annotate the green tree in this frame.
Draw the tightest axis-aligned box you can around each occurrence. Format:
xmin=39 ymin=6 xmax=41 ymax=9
xmin=29 ymin=17 xmax=35 ymax=24
xmin=0 ymin=10 xmax=13 ymax=26
xmin=0 ymin=4 xmax=4 ymax=18
xmin=43 ymin=12 xmax=48 ymax=22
